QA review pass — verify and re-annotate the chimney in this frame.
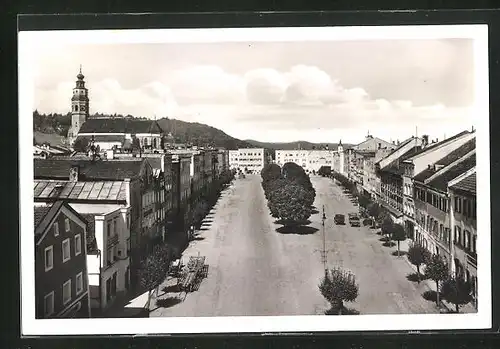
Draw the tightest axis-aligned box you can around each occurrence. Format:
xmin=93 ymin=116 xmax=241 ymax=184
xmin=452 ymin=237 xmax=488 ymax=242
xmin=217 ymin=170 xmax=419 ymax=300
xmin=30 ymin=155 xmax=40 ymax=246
xmin=422 ymin=135 xmax=429 ymax=148
xmin=397 ymin=140 xmax=400 ymax=145
xmin=471 ymin=125 xmax=475 ymax=132
xmin=69 ymin=165 xmax=80 ymax=182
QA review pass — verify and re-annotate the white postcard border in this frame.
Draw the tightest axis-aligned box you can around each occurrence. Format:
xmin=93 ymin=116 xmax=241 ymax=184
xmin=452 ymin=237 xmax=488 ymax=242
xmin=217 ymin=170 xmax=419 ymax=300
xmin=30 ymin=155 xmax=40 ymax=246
xmin=19 ymin=24 xmax=491 ymax=335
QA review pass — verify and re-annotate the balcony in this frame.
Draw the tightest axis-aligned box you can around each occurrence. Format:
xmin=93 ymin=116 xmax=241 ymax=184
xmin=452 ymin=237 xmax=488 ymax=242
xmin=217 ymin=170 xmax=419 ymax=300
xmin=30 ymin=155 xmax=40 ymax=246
xmin=107 ymin=234 xmax=119 ymax=247
xmin=467 ymin=253 xmax=477 ymax=268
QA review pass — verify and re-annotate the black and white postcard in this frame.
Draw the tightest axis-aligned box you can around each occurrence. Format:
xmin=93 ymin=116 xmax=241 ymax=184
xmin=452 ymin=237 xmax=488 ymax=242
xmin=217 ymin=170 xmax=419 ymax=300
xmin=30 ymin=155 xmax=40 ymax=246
xmin=18 ymin=24 xmax=491 ymax=335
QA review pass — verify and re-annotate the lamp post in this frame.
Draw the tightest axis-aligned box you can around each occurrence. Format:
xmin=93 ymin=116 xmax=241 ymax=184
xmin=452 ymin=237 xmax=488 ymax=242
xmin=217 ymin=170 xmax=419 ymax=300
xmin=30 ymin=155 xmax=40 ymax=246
xmin=321 ymin=205 xmax=327 ymax=275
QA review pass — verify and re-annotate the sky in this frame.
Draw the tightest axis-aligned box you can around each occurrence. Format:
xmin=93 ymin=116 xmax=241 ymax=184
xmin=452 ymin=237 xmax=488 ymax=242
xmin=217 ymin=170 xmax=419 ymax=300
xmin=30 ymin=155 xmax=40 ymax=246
xmin=32 ymin=39 xmax=477 ymax=144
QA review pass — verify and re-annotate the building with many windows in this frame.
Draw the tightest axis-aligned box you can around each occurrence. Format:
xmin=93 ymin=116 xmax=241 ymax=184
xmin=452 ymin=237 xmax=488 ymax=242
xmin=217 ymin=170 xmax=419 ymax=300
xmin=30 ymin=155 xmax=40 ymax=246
xmin=449 ymin=167 xmax=477 ymax=308
xmin=33 ymin=157 xmax=158 ymax=290
xmin=228 ymin=148 xmax=266 ymax=173
xmin=413 ymin=150 xmax=476 ymax=264
xmin=275 ymin=149 xmax=336 ymax=173
xmin=84 ymin=206 xmax=131 ymax=315
xmin=34 ymin=201 xmax=91 ymax=319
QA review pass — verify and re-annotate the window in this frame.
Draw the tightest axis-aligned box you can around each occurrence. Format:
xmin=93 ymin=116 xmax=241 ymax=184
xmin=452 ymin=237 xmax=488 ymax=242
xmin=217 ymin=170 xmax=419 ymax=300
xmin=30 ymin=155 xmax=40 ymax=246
xmin=76 ymin=272 xmax=84 ymax=295
xmin=113 ymin=218 xmax=117 ymax=235
xmin=74 ymin=234 xmax=82 ymax=256
xmin=44 ymin=246 xmax=54 ymax=272
xmin=62 ymin=238 xmax=71 ymax=262
xmin=63 ymin=279 xmax=72 ymax=305
xmin=107 ymin=221 xmax=111 ymax=238
xmin=64 ymin=218 xmax=70 ymax=232
xmin=53 ymin=223 xmax=59 ymax=237
xmin=44 ymin=291 xmax=54 ymax=317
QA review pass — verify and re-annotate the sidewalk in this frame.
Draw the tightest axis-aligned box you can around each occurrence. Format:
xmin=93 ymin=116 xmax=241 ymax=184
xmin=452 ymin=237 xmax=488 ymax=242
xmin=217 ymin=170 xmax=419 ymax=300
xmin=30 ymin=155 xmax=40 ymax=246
xmin=397 ymin=239 xmax=477 ymax=314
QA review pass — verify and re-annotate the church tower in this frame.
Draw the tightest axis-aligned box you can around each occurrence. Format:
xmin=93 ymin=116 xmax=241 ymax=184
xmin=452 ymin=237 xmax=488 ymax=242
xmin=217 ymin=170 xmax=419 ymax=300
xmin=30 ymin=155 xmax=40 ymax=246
xmin=68 ymin=66 xmax=89 ymax=145
xmin=338 ymin=139 xmax=344 ymax=175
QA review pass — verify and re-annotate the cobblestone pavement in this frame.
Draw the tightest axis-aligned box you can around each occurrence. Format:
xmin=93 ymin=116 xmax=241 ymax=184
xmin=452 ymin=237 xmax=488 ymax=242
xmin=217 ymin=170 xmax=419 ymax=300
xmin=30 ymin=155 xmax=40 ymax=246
xmin=149 ymin=175 xmax=439 ymax=317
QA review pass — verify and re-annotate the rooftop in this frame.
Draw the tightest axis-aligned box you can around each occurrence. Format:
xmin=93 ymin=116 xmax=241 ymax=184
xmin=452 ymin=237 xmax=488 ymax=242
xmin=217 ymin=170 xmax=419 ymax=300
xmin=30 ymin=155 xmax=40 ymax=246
xmin=380 ymin=146 xmax=421 ymax=175
xmin=34 ymin=205 xmax=53 ymax=230
xmin=413 ymin=138 xmax=476 ymax=182
xmin=450 ymin=171 xmax=476 ymax=194
xmin=34 ymin=158 xmax=147 ymax=181
xmin=427 ymin=154 xmax=476 ymax=192
xmin=407 ymin=130 xmax=471 ymax=160
xmin=34 ymin=179 xmax=128 ymax=202
xmin=78 ymin=118 xmax=164 ymax=134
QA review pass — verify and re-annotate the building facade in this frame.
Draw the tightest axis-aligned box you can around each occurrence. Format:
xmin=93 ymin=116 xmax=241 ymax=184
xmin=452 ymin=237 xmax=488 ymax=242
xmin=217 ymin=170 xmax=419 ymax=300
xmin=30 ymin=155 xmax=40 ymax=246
xmin=34 ymin=201 xmax=91 ymax=319
xmin=449 ymin=168 xmax=477 ymax=308
xmin=275 ymin=149 xmax=336 ymax=173
xmin=84 ymin=206 xmax=131 ymax=314
xmin=33 ymin=157 xmax=159 ymax=290
xmin=228 ymin=148 xmax=265 ymax=173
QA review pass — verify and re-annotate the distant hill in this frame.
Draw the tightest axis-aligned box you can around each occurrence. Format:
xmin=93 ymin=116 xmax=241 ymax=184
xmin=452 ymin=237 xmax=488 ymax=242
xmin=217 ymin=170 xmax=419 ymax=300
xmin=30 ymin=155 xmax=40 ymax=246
xmin=32 ymin=111 xmax=351 ymax=152
xmin=156 ymin=118 xmax=255 ymax=150
xmin=244 ymin=139 xmax=352 ymax=151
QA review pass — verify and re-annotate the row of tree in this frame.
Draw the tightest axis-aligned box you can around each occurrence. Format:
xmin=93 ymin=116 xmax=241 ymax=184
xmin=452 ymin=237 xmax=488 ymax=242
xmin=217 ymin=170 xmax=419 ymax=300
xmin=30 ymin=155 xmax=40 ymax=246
xmin=329 ymin=170 xmax=474 ymax=313
xmin=407 ymin=243 xmax=473 ymax=313
xmin=139 ymin=244 xmax=173 ymax=310
xmin=261 ymin=163 xmax=316 ymax=227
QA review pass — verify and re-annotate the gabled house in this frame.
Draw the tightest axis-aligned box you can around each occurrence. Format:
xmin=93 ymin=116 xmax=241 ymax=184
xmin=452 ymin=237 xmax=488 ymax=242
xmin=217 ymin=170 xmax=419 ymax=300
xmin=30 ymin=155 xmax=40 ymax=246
xmin=34 ymin=201 xmax=91 ymax=319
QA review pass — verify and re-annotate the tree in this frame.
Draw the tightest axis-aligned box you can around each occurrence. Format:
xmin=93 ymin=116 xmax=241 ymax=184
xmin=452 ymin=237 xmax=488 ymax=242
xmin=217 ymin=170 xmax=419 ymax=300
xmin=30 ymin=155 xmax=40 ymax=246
xmin=319 ymin=267 xmax=359 ymax=315
xmin=441 ymin=277 xmax=473 ymax=313
xmin=425 ymin=254 xmax=449 ymax=307
xmin=132 ymin=135 xmax=142 ymax=157
xmin=367 ymin=203 xmax=380 ymax=227
xmin=268 ymin=183 xmax=313 ymax=225
xmin=318 ymin=166 xmax=331 ymax=177
xmin=261 ymin=163 xmax=282 ymax=183
xmin=139 ymin=244 xmax=171 ymax=310
xmin=358 ymin=194 xmax=370 ymax=210
xmin=72 ymin=137 xmax=89 ymax=153
xmin=381 ymin=217 xmax=393 ymax=241
xmin=391 ymin=223 xmax=406 ymax=256
xmin=407 ymin=243 xmax=430 ymax=283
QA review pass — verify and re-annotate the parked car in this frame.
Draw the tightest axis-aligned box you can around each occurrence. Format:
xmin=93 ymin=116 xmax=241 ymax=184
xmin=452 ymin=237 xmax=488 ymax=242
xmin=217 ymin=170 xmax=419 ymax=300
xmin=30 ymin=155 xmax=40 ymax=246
xmin=348 ymin=213 xmax=361 ymax=227
xmin=334 ymin=214 xmax=346 ymax=225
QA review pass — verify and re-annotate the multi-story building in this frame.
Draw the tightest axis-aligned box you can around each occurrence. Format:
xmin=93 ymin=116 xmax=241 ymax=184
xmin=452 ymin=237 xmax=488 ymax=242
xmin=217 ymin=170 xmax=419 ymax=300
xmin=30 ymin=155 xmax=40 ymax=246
xmin=376 ymin=137 xmax=422 ymax=224
xmin=84 ymin=206 xmax=131 ymax=315
xmin=404 ymin=132 xmax=475 ymax=239
xmin=34 ymin=201 xmax=91 ymax=319
xmin=351 ymin=133 xmax=395 ymax=152
xmin=216 ymin=149 xmax=230 ymax=175
xmin=275 ymin=149 xmax=336 ymax=173
xmin=33 ymin=157 xmax=158 ymax=290
xmin=170 ymin=154 xmax=192 ymax=235
xmin=228 ymin=148 xmax=266 ymax=173
xmin=412 ymin=150 xmax=476 ymax=264
xmin=449 ymin=167 xmax=477 ymax=308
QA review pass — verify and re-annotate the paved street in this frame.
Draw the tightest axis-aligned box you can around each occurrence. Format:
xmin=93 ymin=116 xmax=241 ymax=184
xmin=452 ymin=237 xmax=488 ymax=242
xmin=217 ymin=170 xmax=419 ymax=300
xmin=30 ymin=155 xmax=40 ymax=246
xmin=150 ymin=175 xmax=437 ymax=317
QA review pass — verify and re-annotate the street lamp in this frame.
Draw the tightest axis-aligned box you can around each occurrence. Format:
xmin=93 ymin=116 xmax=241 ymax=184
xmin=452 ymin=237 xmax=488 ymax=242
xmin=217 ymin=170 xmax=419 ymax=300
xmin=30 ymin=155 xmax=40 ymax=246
xmin=321 ymin=205 xmax=327 ymax=274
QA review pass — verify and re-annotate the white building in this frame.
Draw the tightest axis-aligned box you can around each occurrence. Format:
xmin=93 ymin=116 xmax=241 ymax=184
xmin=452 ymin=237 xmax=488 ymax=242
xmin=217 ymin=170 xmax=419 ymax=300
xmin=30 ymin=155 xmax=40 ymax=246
xmin=275 ymin=149 xmax=335 ymax=172
xmin=84 ymin=206 xmax=131 ymax=313
xmin=228 ymin=148 xmax=265 ymax=173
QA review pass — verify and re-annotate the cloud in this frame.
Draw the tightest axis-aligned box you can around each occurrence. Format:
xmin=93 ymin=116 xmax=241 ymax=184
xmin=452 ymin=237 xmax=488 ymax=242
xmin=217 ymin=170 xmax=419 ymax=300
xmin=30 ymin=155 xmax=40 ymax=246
xmin=34 ymin=62 xmax=474 ymax=144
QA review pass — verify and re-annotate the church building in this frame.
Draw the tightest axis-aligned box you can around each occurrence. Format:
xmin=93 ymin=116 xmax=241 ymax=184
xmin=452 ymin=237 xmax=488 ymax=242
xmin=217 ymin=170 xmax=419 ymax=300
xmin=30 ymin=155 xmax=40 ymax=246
xmin=67 ymin=68 xmax=165 ymax=152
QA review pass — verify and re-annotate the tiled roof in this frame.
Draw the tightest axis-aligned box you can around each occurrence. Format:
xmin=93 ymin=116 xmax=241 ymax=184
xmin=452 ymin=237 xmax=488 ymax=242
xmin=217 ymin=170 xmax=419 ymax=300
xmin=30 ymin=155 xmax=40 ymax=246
xmin=34 ymin=158 xmax=146 ymax=181
xmin=413 ymin=139 xmax=476 ymax=182
xmin=76 ymin=135 xmax=126 ymax=143
xmin=427 ymin=154 xmax=476 ymax=191
xmin=81 ymin=214 xmax=98 ymax=253
xmin=79 ymin=118 xmax=163 ymax=134
xmin=34 ymin=205 xmax=53 ymax=229
xmin=407 ymin=131 xmax=471 ymax=159
xmin=381 ymin=146 xmax=421 ymax=174
xmin=34 ymin=179 xmax=128 ymax=202
xmin=450 ymin=172 xmax=476 ymax=194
